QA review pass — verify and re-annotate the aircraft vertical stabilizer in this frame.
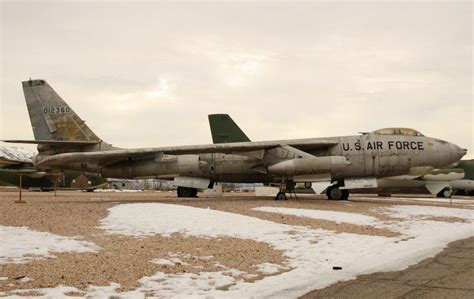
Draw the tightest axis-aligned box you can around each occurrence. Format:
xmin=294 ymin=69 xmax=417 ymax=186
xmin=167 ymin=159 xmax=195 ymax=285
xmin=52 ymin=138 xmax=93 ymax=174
xmin=208 ymin=114 xmax=251 ymax=143
xmin=22 ymin=79 xmax=100 ymax=142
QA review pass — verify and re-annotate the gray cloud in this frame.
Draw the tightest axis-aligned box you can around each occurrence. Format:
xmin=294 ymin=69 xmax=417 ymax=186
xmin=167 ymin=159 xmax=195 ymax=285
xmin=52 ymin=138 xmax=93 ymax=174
xmin=1 ymin=1 xmax=472 ymax=158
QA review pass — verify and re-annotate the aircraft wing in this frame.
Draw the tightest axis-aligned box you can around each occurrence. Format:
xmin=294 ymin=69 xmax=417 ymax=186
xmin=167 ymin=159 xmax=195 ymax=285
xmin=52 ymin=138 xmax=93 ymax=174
xmin=36 ymin=139 xmax=339 ymax=167
xmin=0 ymin=158 xmax=39 ymax=177
xmin=0 ymin=155 xmax=34 ymax=167
xmin=0 ymin=157 xmax=26 ymax=166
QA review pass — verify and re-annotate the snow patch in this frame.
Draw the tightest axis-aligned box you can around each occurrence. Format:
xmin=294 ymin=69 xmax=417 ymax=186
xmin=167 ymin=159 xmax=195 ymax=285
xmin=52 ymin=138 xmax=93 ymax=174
xmin=382 ymin=205 xmax=474 ymax=220
xmin=151 ymin=257 xmax=185 ymax=266
xmin=255 ymin=262 xmax=289 ymax=274
xmin=138 ymin=270 xmax=244 ymax=297
xmin=252 ymin=206 xmax=380 ymax=225
xmin=0 ymin=226 xmax=99 ymax=264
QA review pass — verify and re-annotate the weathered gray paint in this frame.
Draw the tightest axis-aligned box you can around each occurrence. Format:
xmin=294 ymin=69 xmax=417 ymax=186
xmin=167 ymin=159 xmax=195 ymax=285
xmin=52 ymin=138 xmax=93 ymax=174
xmin=10 ymin=79 xmax=468 ymax=187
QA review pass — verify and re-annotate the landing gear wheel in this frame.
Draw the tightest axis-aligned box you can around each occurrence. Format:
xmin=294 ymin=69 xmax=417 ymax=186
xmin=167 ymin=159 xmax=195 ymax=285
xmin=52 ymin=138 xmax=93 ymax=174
xmin=275 ymin=192 xmax=287 ymax=201
xmin=177 ymin=186 xmax=198 ymax=198
xmin=326 ymin=186 xmax=344 ymax=201
xmin=437 ymin=188 xmax=453 ymax=198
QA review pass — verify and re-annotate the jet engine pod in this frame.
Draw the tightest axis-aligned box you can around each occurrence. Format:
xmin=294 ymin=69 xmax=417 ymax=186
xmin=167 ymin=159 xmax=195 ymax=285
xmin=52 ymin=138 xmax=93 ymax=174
xmin=101 ymin=154 xmax=207 ymax=179
xmin=267 ymin=156 xmax=351 ymax=176
xmin=177 ymin=155 xmax=207 ymax=176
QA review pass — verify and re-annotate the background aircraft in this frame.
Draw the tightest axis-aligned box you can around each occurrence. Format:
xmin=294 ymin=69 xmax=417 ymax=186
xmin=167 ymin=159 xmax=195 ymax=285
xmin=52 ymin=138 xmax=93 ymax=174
xmin=367 ymin=159 xmax=474 ymax=197
xmin=4 ymin=79 xmax=467 ymax=200
xmin=0 ymin=143 xmax=104 ymax=191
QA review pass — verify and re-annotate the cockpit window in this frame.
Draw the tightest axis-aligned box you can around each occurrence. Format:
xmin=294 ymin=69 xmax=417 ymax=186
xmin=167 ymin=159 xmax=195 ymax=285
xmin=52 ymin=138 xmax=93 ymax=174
xmin=372 ymin=128 xmax=424 ymax=136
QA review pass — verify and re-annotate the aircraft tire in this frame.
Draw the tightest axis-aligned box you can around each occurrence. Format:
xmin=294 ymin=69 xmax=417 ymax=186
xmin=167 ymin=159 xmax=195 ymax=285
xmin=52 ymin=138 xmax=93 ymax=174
xmin=177 ymin=186 xmax=198 ymax=198
xmin=437 ymin=188 xmax=453 ymax=198
xmin=275 ymin=192 xmax=287 ymax=200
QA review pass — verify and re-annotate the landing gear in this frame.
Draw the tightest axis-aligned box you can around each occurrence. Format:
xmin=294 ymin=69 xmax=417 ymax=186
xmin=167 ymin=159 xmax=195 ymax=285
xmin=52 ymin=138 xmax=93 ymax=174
xmin=177 ymin=186 xmax=198 ymax=198
xmin=274 ymin=192 xmax=287 ymax=201
xmin=326 ymin=186 xmax=349 ymax=200
xmin=274 ymin=180 xmax=295 ymax=200
xmin=437 ymin=188 xmax=453 ymax=198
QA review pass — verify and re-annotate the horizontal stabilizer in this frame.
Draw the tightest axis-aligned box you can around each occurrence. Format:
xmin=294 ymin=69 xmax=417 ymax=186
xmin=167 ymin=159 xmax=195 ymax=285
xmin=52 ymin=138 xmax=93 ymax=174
xmin=3 ymin=140 xmax=99 ymax=146
xmin=0 ymin=157 xmax=29 ymax=166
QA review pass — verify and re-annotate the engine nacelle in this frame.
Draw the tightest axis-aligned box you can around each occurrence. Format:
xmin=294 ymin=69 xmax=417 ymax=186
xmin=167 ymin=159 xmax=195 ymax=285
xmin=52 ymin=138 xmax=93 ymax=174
xmin=177 ymin=155 xmax=207 ymax=176
xmin=267 ymin=156 xmax=351 ymax=176
xmin=101 ymin=154 xmax=207 ymax=179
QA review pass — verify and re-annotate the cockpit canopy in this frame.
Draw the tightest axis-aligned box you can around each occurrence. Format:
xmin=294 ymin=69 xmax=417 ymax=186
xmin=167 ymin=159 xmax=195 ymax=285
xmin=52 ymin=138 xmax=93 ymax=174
xmin=371 ymin=128 xmax=425 ymax=137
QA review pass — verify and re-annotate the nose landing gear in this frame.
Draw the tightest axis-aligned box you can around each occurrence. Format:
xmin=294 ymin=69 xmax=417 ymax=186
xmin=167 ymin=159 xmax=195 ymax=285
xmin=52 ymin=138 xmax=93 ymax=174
xmin=273 ymin=180 xmax=295 ymax=200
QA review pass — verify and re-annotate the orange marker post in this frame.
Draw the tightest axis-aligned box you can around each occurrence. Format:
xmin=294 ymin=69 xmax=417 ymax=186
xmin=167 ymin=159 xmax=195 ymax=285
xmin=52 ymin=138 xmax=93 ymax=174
xmin=15 ymin=175 xmax=26 ymax=204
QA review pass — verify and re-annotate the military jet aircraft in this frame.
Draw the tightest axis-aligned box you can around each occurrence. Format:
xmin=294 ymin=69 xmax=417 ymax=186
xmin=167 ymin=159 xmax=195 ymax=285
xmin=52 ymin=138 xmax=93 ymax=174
xmin=4 ymin=79 xmax=467 ymax=200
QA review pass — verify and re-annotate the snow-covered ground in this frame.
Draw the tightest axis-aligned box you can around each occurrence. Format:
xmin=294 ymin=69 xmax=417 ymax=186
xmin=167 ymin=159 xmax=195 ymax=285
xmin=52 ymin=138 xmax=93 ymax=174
xmin=3 ymin=202 xmax=473 ymax=298
xmin=0 ymin=226 xmax=99 ymax=264
xmin=98 ymin=203 xmax=474 ymax=298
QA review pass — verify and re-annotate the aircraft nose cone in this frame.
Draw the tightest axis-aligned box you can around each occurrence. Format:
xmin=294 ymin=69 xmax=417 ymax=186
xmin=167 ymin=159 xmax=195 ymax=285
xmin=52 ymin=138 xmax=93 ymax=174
xmin=451 ymin=144 xmax=467 ymax=161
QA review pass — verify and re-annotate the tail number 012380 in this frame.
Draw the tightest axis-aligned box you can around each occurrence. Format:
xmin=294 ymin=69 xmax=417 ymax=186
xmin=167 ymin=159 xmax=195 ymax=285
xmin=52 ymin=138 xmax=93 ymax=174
xmin=44 ymin=107 xmax=71 ymax=114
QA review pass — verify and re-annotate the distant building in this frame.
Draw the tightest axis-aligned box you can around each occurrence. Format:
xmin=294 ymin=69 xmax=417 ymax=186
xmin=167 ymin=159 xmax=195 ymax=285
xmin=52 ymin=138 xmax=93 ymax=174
xmin=105 ymin=178 xmax=174 ymax=190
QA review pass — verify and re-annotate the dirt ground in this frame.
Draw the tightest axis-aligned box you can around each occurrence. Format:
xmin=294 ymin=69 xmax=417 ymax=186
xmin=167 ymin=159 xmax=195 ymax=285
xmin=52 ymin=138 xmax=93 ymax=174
xmin=0 ymin=189 xmax=472 ymax=297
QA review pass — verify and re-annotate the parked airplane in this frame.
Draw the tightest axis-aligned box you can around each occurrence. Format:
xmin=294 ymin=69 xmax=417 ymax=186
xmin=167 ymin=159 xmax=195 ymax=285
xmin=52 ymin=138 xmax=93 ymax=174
xmin=4 ymin=79 xmax=467 ymax=200
xmin=367 ymin=159 xmax=474 ymax=197
xmin=0 ymin=143 xmax=104 ymax=191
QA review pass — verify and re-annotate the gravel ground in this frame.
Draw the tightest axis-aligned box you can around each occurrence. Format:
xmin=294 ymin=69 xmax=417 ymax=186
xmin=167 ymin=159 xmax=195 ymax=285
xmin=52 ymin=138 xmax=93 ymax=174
xmin=0 ymin=189 xmax=472 ymax=297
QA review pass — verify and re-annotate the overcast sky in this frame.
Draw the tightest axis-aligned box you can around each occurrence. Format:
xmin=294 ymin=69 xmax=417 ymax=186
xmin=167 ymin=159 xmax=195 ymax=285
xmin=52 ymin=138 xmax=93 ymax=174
xmin=1 ymin=1 xmax=472 ymax=158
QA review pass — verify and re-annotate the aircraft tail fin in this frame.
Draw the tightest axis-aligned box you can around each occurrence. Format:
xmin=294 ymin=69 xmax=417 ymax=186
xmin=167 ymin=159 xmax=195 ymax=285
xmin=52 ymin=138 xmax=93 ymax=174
xmin=208 ymin=114 xmax=251 ymax=144
xmin=22 ymin=79 xmax=103 ymax=143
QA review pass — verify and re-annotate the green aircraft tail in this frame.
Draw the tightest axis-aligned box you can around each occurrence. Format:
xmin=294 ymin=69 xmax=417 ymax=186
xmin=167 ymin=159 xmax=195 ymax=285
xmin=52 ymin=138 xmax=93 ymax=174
xmin=208 ymin=114 xmax=251 ymax=144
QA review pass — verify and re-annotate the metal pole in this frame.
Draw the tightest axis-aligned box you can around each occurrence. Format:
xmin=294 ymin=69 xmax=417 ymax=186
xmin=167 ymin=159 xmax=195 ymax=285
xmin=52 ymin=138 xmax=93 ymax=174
xmin=19 ymin=175 xmax=22 ymax=201
xmin=15 ymin=175 xmax=26 ymax=204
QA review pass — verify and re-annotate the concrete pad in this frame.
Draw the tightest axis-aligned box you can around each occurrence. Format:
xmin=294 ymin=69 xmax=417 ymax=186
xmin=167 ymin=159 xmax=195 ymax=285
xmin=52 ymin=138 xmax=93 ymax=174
xmin=255 ymin=186 xmax=279 ymax=197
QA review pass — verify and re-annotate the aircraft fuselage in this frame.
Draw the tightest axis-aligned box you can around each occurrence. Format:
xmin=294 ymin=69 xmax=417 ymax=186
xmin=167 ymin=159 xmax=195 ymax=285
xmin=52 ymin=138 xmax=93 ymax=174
xmin=51 ymin=133 xmax=465 ymax=184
